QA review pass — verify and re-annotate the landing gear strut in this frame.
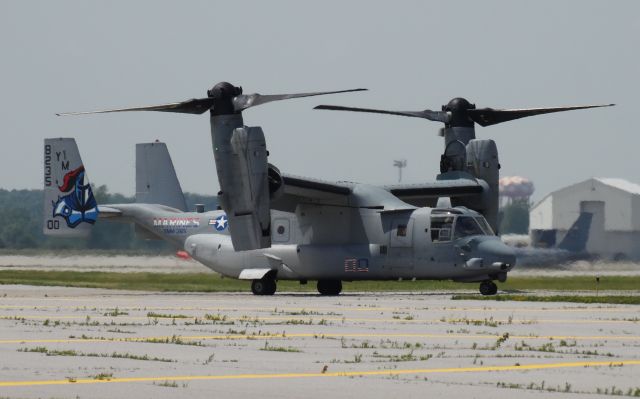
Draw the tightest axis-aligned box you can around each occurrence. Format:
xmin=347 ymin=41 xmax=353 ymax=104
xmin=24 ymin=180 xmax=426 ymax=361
xmin=317 ymin=280 xmax=342 ymax=296
xmin=251 ymin=277 xmax=277 ymax=295
xmin=479 ymin=280 xmax=498 ymax=296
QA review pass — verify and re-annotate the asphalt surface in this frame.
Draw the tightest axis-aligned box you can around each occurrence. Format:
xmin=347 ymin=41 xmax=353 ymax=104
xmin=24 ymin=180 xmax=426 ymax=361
xmin=1 ymin=285 xmax=639 ymax=398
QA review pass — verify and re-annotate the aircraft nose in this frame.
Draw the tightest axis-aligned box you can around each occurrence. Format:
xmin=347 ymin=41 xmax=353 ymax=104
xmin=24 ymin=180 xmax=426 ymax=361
xmin=476 ymin=238 xmax=517 ymax=271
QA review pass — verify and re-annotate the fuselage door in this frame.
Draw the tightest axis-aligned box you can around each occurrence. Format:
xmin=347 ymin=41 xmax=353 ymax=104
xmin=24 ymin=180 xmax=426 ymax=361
xmin=385 ymin=217 xmax=414 ymax=273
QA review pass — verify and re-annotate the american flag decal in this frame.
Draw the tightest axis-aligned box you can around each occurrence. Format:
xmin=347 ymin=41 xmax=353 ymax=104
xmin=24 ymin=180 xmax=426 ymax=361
xmin=345 ymin=258 xmax=369 ymax=272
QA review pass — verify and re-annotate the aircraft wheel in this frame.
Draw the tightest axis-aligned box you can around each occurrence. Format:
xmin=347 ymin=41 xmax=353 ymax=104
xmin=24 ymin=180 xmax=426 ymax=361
xmin=479 ymin=280 xmax=498 ymax=296
xmin=252 ymin=278 xmax=277 ymax=295
xmin=317 ymin=280 xmax=342 ymax=296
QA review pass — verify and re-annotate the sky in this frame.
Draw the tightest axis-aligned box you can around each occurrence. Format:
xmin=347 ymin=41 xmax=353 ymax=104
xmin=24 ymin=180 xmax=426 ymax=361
xmin=1 ymin=1 xmax=638 ymax=202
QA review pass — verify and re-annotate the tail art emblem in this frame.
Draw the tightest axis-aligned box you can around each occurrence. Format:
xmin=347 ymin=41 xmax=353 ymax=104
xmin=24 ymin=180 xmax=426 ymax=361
xmin=52 ymin=166 xmax=99 ymax=228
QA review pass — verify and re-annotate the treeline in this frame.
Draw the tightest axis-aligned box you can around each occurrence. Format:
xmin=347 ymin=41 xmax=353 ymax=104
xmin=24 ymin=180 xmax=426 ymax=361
xmin=0 ymin=186 xmax=218 ymax=251
xmin=499 ymin=198 xmax=530 ymax=235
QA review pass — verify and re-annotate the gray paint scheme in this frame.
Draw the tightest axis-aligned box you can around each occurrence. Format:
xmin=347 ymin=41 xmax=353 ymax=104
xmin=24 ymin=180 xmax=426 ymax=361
xmin=43 ymin=138 xmax=516 ymax=289
xmin=211 ymin=114 xmax=271 ymax=251
xmin=56 ymin=87 xmax=579 ymax=294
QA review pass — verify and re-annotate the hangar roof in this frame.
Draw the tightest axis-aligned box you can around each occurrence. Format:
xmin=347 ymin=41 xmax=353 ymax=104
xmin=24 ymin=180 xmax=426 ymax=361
xmin=595 ymin=178 xmax=640 ymax=195
xmin=531 ymin=177 xmax=640 ymax=213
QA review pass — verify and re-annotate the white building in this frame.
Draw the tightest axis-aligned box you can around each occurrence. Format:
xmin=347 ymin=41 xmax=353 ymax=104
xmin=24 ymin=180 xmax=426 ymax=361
xmin=529 ymin=178 xmax=640 ymax=260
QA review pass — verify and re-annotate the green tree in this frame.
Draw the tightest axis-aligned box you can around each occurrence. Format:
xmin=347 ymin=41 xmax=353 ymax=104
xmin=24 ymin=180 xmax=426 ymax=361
xmin=499 ymin=199 xmax=530 ymax=234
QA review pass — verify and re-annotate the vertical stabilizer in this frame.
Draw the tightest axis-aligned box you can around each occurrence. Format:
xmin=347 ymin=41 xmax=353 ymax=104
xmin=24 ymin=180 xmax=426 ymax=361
xmin=557 ymin=212 xmax=593 ymax=252
xmin=136 ymin=142 xmax=187 ymax=211
xmin=43 ymin=138 xmax=98 ymax=237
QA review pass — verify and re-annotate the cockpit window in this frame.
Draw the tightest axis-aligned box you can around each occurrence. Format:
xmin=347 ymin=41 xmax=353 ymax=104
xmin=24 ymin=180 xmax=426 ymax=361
xmin=453 ymin=216 xmax=485 ymax=239
xmin=431 ymin=216 xmax=453 ymax=242
xmin=431 ymin=214 xmax=494 ymax=242
xmin=474 ymin=216 xmax=495 ymax=236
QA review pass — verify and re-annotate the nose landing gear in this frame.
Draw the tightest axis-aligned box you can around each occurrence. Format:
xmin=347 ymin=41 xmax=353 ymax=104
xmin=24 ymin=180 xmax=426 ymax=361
xmin=479 ymin=280 xmax=498 ymax=296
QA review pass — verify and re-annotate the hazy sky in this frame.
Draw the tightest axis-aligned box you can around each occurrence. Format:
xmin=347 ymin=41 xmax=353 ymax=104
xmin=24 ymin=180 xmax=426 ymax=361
xmin=1 ymin=1 xmax=638 ymax=202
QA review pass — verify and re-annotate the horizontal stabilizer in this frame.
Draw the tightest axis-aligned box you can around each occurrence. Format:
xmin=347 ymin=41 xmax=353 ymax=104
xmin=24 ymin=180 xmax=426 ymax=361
xmin=98 ymin=206 xmax=123 ymax=218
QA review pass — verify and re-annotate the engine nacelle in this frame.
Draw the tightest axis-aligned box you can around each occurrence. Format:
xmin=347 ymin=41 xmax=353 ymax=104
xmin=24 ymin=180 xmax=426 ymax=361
xmin=216 ymin=125 xmax=271 ymax=251
xmin=466 ymin=139 xmax=500 ymax=233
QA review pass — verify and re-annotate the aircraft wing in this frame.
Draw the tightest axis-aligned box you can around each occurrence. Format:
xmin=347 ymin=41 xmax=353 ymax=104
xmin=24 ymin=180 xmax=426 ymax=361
xmin=383 ymin=178 xmax=484 ymax=207
xmin=272 ymin=174 xmax=353 ymax=211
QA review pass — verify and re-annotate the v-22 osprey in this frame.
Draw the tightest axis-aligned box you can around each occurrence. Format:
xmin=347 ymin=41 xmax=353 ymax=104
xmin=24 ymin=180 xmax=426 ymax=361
xmin=47 ymin=82 xmax=612 ymax=296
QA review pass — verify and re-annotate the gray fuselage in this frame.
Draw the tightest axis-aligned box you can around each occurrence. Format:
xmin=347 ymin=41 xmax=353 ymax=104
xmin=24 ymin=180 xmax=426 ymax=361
xmin=108 ymin=184 xmax=516 ymax=284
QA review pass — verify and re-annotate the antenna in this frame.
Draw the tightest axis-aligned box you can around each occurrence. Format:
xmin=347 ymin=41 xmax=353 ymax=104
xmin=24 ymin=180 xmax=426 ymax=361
xmin=393 ymin=159 xmax=407 ymax=183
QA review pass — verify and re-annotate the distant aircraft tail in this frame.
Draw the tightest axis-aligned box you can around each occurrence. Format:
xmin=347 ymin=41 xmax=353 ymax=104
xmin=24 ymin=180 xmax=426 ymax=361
xmin=557 ymin=212 xmax=593 ymax=252
xmin=43 ymin=138 xmax=99 ymax=237
xmin=136 ymin=142 xmax=187 ymax=211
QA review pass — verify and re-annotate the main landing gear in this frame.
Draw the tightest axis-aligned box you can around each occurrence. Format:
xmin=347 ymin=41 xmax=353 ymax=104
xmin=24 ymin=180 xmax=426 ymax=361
xmin=317 ymin=280 xmax=342 ymax=296
xmin=479 ymin=280 xmax=498 ymax=296
xmin=251 ymin=277 xmax=277 ymax=295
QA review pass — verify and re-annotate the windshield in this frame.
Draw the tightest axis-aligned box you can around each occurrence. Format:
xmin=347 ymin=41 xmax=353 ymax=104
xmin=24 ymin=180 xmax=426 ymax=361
xmin=453 ymin=216 xmax=491 ymax=239
xmin=431 ymin=214 xmax=494 ymax=242
xmin=453 ymin=216 xmax=484 ymax=239
xmin=474 ymin=216 xmax=495 ymax=236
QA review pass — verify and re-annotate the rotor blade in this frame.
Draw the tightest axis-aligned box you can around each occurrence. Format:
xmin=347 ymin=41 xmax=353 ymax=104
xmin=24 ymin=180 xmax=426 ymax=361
xmin=468 ymin=104 xmax=615 ymax=127
xmin=233 ymin=88 xmax=367 ymax=112
xmin=56 ymin=97 xmax=216 ymax=116
xmin=314 ymin=105 xmax=450 ymax=123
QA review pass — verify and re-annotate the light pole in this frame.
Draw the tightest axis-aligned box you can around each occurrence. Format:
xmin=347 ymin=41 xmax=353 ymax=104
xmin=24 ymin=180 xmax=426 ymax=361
xmin=393 ymin=159 xmax=407 ymax=183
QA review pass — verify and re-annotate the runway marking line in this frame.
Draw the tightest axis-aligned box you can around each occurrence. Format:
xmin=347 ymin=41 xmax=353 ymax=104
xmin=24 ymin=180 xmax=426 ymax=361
xmin=1 ymin=360 xmax=639 ymax=387
xmin=2 ymin=332 xmax=639 ymax=345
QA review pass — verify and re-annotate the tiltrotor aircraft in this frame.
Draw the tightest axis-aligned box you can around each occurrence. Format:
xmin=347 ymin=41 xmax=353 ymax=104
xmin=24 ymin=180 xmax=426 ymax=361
xmin=48 ymin=82 xmax=612 ymax=296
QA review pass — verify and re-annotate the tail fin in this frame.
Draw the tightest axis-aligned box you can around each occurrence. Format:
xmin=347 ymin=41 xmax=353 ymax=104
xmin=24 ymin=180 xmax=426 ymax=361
xmin=43 ymin=138 xmax=98 ymax=237
xmin=136 ymin=142 xmax=187 ymax=211
xmin=557 ymin=212 xmax=593 ymax=252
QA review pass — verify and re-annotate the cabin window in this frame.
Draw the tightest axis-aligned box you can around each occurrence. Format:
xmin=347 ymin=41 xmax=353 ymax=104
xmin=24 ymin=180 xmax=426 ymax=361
xmin=396 ymin=224 xmax=407 ymax=237
xmin=430 ymin=216 xmax=453 ymax=242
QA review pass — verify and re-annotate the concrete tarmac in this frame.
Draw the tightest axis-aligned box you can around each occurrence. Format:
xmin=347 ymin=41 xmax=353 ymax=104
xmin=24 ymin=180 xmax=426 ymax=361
xmin=1 ymin=285 xmax=639 ymax=398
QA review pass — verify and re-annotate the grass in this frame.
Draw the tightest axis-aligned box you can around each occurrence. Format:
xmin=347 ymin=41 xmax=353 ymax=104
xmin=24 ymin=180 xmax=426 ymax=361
xmin=452 ymin=294 xmax=640 ymax=305
xmin=154 ymin=380 xmax=179 ymax=388
xmin=260 ymin=341 xmax=302 ymax=353
xmin=146 ymin=312 xmax=189 ymax=319
xmin=140 ymin=335 xmax=204 ymax=346
xmin=18 ymin=347 xmax=175 ymax=362
xmin=92 ymin=373 xmax=113 ymax=381
xmin=1 ymin=270 xmax=639 ymax=292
